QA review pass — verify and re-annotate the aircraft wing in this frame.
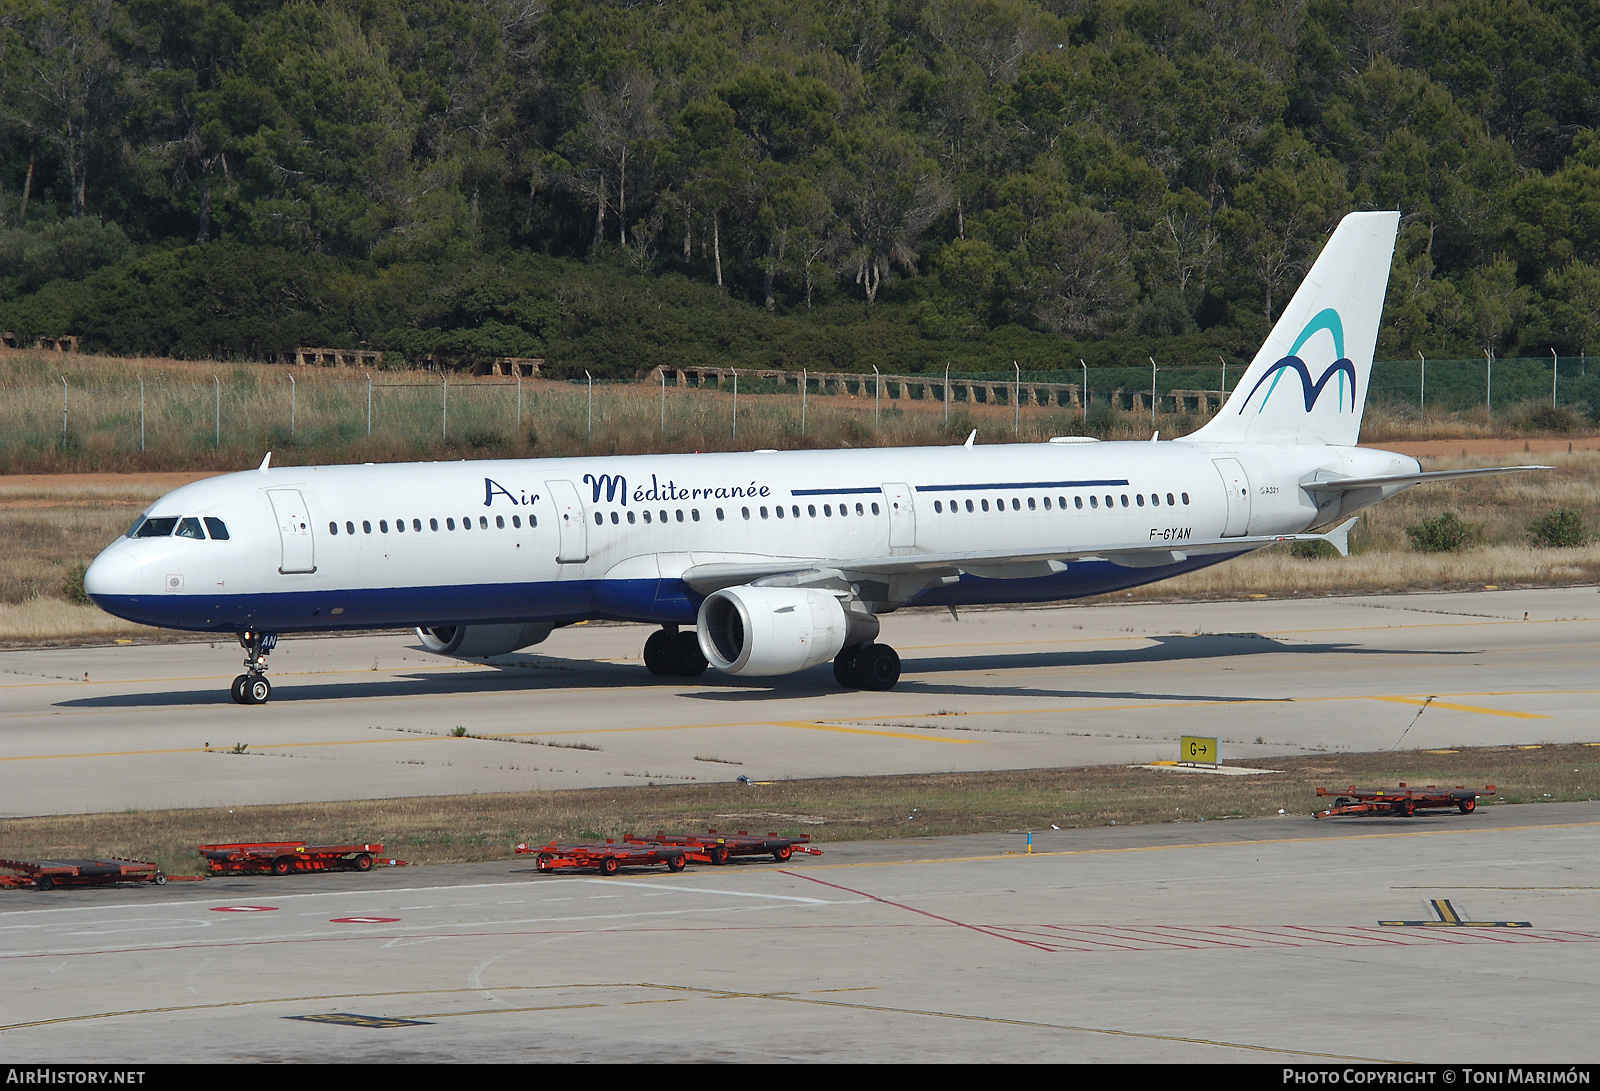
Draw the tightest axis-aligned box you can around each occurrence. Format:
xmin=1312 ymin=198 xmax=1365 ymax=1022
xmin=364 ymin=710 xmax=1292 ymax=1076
xmin=1302 ymin=466 xmax=1549 ymax=492
xmin=681 ymin=518 xmax=1358 ymax=593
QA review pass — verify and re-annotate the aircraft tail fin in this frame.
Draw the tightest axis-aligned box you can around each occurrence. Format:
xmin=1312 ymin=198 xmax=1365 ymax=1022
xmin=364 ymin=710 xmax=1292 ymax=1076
xmin=1190 ymin=211 xmax=1401 ymax=447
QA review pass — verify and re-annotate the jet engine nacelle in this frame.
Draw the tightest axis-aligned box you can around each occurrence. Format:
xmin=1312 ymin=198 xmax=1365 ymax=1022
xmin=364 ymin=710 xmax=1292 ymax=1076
xmin=697 ymin=586 xmax=876 ymax=676
xmin=415 ymin=623 xmax=554 ymax=658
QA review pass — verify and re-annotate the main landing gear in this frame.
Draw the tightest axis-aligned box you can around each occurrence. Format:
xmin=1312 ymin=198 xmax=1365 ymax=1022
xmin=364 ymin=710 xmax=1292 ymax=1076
xmin=231 ymin=630 xmax=278 ymax=705
xmin=833 ymin=642 xmax=901 ymax=691
xmin=643 ymin=625 xmax=708 ymax=678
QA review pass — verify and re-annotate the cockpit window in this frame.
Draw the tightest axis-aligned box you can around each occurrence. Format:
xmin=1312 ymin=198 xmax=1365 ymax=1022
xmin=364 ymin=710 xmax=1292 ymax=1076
xmin=175 ymin=517 xmax=205 ymax=539
xmin=134 ymin=517 xmax=178 ymax=538
xmin=203 ymin=517 xmax=230 ymax=541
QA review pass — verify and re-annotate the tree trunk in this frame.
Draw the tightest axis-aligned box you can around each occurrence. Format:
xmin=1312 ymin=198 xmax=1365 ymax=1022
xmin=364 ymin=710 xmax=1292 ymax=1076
xmin=764 ymin=240 xmax=775 ymax=309
xmin=196 ymin=181 xmax=211 ymax=243
xmin=593 ymin=176 xmax=607 ymax=248
xmin=713 ymin=215 xmax=723 ymax=287
xmin=20 ymin=155 xmax=34 ymax=221
xmin=617 ymin=148 xmax=627 ymax=244
xmin=683 ymin=204 xmax=692 ymax=259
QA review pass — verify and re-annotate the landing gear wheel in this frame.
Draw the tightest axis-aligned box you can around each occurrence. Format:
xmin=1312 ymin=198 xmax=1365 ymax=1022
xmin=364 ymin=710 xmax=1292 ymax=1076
xmin=833 ymin=644 xmax=864 ymax=689
xmin=666 ymin=854 xmax=686 ymax=873
xmin=271 ymin=856 xmax=294 ymax=876
xmin=671 ymin=631 xmax=708 ymax=678
xmin=597 ymin=856 xmax=619 ymax=877
xmin=244 ymin=676 xmax=272 ymax=705
xmin=708 ymin=846 xmax=730 ymax=866
xmin=855 ymin=643 xmax=902 ymax=691
xmin=643 ymin=630 xmax=673 ymax=676
xmin=353 ymin=853 xmax=373 ymax=873
xmin=771 ymin=844 xmax=793 ymax=862
xmin=231 ymin=675 xmax=250 ymax=704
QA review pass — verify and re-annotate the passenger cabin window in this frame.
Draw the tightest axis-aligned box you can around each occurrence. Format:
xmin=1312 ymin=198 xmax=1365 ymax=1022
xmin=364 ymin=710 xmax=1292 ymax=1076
xmin=447 ymin=518 xmax=456 ymax=530
xmin=1182 ymin=492 xmax=1190 ymax=504
xmin=430 ymin=518 xmax=439 ymax=531
xmin=176 ymin=517 xmax=204 ymax=539
xmin=380 ymin=520 xmax=389 ymax=532
xmin=626 ymin=511 xmax=635 ymax=524
xmin=1136 ymin=495 xmax=1145 ymax=507
xmin=328 ymin=521 xmax=339 ymax=535
xmin=395 ymin=518 xmax=405 ymax=532
xmin=363 ymin=520 xmax=372 ymax=534
xmin=512 ymin=515 xmax=521 ymax=528
xmin=346 ymin=521 xmax=356 ymax=535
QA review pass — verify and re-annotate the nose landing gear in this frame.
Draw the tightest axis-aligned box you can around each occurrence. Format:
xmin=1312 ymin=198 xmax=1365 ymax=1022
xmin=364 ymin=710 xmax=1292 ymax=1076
xmin=231 ymin=630 xmax=278 ymax=704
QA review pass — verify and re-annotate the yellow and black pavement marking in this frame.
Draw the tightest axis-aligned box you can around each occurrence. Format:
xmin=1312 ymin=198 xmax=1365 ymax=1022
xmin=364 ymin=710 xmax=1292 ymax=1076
xmin=1380 ymin=898 xmax=1531 ymax=928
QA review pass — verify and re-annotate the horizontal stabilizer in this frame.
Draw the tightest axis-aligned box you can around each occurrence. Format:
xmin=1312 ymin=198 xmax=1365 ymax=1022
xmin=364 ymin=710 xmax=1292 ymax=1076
xmin=1303 ymin=466 xmax=1550 ymax=492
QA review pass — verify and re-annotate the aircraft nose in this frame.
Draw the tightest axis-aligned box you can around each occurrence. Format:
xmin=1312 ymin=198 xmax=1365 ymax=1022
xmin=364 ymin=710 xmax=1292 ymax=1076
xmin=83 ymin=545 xmax=143 ymax=603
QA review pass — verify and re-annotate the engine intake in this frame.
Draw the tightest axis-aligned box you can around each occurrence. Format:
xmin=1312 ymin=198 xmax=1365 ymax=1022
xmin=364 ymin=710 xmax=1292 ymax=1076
xmin=696 ymin=586 xmax=876 ymax=676
xmin=415 ymin=623 xmax=554 ymax=658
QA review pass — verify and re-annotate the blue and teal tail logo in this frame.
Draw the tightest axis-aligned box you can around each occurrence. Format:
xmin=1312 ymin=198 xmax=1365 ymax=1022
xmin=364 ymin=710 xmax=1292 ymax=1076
xmin=1237 ymin=308 xmax=1356 ymax=415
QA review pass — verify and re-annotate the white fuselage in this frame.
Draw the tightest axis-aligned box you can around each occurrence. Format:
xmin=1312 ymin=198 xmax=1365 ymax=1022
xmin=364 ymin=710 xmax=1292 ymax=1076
xmin=84 ymin=439 xmax=1418 ymax=635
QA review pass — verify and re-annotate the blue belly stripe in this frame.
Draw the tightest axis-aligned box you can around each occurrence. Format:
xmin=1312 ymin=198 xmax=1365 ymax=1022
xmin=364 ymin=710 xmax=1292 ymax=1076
xmin=89 ymin=553 xmax=1244 ymax=635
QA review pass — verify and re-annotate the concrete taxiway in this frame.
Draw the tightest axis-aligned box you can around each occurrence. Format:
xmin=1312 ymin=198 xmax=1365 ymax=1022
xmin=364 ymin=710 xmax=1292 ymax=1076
xmin=3 ymin=803 xmax=1599 ymax=1062
xmin=1 ymin=587 xmax=1597 ymax=816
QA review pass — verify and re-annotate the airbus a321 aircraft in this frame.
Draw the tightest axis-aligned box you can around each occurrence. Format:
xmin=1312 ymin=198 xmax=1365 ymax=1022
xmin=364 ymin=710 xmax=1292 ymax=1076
xmin=85 ymin=211 xmax=1542 ymax=704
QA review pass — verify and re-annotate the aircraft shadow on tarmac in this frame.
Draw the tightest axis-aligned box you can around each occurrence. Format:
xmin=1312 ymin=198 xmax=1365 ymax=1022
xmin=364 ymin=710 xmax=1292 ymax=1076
xmin=53 ymin=632 xmax=1465 ymax=710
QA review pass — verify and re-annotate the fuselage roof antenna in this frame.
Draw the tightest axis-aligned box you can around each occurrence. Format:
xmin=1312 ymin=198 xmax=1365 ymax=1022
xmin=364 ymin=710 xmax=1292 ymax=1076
xmin=258 ymin=451 xmax=272 ymax=474
xmin=964 ymin=429 xmax=977 ymax=448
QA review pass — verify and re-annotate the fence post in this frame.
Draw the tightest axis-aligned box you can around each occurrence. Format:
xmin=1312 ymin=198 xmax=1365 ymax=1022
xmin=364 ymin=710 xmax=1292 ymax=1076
xmin=873 ymin=365 xmax=879 ymax=429
xmin=517 ymin=368 xmax=523 ymax=432
xmin=1149 ymin=357 xmax=1157 ymax=426
xmin=1553 ymin=348 xmax=1558 ymax=406
xmin=442 ymin=374 xmax=447 ymax=439
xmin=659 ymin=367 xmax=664 ymax=435
xmin=1419 ymin=351 xmax=1425 ymax=411
xmin=1013 ymin=360 xmax=1020 ymax=436
xmin=801 ymin=368 xmax=807 ymax=436
xmin=585 ymin=370 xmax=592 ymax=443
xmin=732 ymin=369 xmax=738 ymax=439
xmin=1218 ymin=356 xmax=1226 ymax=402
xmin=944 ymin=363 xmax=949 ymax=424
xmin=61 ymin=376 xmax=67 ymax=443
xmin=366 ymin=372 xmax=372 ymax=435
xmin=214 ymin=375 xmax=220 ymax=448
xmin=289 ymin=375 xmax=296 ymax=436
xmin=1081 ymin=360 xmax=1087 ymax=421
xmin=140 ymin=378 xmax=145 ymax=452
xmin=1485 ymin=349 xmax=1492 ymax=414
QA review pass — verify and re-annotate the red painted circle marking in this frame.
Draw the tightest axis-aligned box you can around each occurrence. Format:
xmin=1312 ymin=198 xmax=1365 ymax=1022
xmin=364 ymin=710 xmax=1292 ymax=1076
xmin=210 ymin=905 xmax=278 ymax=913
xmin=330 ymin=917 xmax=400 ymax=924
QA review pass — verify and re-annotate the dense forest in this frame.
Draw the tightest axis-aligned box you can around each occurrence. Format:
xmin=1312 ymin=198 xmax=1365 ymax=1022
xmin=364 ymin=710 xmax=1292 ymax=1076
xmin=0 ymin=0 xmax=1597 ymax=378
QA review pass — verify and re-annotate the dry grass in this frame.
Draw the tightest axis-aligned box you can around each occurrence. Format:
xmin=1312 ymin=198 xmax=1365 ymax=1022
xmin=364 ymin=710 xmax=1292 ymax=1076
xmin=2 ymin=743 xmax=1594 ymax=877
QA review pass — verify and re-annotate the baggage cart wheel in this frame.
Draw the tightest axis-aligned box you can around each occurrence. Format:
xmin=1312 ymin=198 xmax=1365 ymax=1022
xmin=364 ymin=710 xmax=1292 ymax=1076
xmin=597 ymin=856 xmax=619 ymax=876
xmin=536 ymin=853 xmax=554 ymax=871
xmin=708 ymin=846 xmax=730 ymax=866
xmin=1459 ymin=798 xmax=1476 ymax=814
xmin=35 ymin=876 xmax=54 ymax=891
xmin=1400 ymin=799 xmax=1415 ymax=817
xmin=666 ymin=854 xmax=686 ymax=873
xmin=271 ymin=856 xmax=294 ymax=876
xmin=353 ymin=853 xmax=373 ymax=872
xmin=772 ymin=844 xmax=793 ymax=862
xmin=154 ymin=872 xmax=167 ymax=885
